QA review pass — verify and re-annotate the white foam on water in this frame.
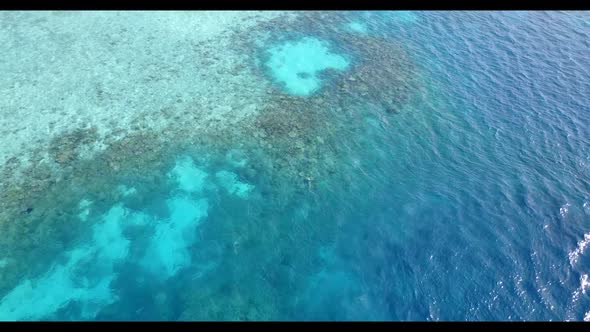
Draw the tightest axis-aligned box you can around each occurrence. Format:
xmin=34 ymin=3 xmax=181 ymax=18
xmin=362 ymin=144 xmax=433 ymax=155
xmin=581 ymin=274 xmax=590 ymax=295
xmin=560 ymin=203 xmax=571 ymax=219
xmin=585 ymin=311 xmax=590 ymax=321
xmin=168 ymin=156 xmax=209 ymax=194
xmin=570 ymin=273 xmax=590 ymax=320
xmin=0 ymin=204 xmax=132 ymax=320
xmin=569 ymin=233 xmax=590 ymax=266
xmin=215 ymin=170 xmax=254 ymax=198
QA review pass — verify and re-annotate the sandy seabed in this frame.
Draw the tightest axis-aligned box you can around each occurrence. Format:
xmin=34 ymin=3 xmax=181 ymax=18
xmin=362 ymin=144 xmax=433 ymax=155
xmin=0 ymin=11 xmax=295 ymax=180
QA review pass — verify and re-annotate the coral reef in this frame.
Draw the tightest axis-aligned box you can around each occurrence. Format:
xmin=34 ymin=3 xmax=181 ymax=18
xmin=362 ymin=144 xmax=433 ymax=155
xmin=0 ymin=11 xmax=423 ymax=320
xmin=48 ymin=127 xmax=99 ymax=166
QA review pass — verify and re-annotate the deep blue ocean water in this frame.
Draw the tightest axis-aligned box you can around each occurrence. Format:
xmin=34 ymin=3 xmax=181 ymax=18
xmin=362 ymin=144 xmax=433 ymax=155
xmin=0 ymin=11 xmax=589 ymax=321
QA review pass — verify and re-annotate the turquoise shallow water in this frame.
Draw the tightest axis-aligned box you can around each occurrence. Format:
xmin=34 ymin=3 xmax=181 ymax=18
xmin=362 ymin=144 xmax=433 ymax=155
xmin=0 ymin=11 xmax=590 ymax=321
xmin=266 ymin=37 xmax=350 ymax=96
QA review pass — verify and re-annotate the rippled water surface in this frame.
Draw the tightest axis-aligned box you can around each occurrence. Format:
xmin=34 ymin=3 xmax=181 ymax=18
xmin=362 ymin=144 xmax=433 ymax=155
xmin=0 ymin=11 xmax=589 ymax=321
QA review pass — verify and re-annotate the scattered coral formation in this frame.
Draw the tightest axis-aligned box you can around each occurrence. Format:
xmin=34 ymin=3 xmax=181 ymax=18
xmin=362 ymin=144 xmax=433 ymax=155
xmin=0 ymin=11 xmax=423 ymax=320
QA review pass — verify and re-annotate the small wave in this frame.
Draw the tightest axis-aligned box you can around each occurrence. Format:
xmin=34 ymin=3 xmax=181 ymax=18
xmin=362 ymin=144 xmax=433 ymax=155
xmin=582 ymin=274 xmax=590 ymax=295
xmin=560 ymin=203 xmax=571 ymax=219
xmin=569 ymin=233 xmax=590 ymax=266
xmin=567 ymin=274 xmax=590 ymax=320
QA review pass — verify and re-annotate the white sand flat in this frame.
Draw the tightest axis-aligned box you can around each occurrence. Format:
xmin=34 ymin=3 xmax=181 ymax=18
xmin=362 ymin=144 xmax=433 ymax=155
xmin=0 ymin=11 xmax=296 ymax=174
